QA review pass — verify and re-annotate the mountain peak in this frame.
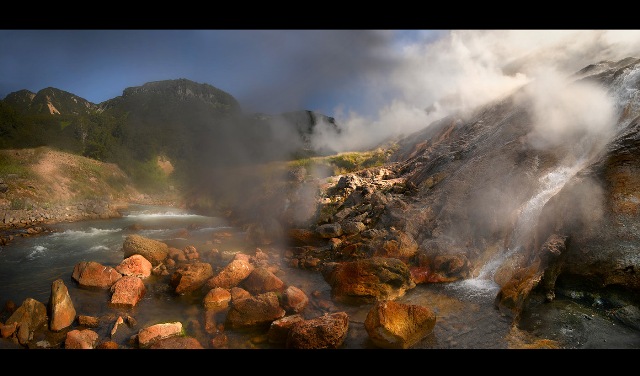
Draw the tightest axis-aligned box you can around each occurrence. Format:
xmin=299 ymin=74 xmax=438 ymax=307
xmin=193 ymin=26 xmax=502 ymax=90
xmin=3 ymin=87 xmax=96 ymax=116
xmin=119 ymin=78 xmax=240 ymax=110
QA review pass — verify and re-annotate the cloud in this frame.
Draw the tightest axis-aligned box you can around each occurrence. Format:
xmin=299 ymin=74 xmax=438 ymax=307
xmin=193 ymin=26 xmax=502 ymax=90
xmin=517 ymin=67 xmax=617 ymax=157
xmin=322 ymin=30 xmax=640 ymax=153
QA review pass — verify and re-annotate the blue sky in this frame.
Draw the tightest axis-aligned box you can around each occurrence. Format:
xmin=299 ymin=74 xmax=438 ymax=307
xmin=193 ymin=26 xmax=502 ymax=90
xmin=2 ymin=30 xmax=640 ymax=151
xmin=0 ymin=30 xmax=427 ymax=116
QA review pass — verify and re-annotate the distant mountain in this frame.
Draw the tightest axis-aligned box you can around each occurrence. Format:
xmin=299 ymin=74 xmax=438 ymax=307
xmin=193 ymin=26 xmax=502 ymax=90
xmin=99 ymin=78 xmax=241 ymax=114
xmin=0 ymin=78 xmax=343 ymax=193
xmin=3 ymin=87 xmax=97 ymax=116
xmin=249 ymin=110 xmax=342 ymax=158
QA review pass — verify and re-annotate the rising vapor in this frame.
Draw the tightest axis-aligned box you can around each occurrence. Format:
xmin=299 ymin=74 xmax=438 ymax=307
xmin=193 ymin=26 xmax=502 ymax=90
xmin=313 ymin=30 xmax=640 ymax=153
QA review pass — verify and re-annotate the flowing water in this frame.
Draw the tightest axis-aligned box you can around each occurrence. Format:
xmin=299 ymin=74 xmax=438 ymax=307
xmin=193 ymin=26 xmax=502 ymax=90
xmin=1 ymin=204 xmax=639 ymax=349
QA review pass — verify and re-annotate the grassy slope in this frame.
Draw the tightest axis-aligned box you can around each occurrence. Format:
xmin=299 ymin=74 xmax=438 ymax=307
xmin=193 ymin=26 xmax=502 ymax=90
xmin=0 ymin=146 xmax=143 ymax=212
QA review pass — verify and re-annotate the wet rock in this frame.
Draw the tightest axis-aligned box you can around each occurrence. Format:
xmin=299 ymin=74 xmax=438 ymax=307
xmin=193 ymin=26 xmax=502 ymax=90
xmin=110 ymin=316 xmax=124 ymax=338
xmin=241 ymin=267 xmax=285 ymax=295
xmin=286 ymin=312 xmax=349 ymax=349
xmin=170 ymin=262 xmax=214 ymax=294
xmin=0 ymin=322 xmax=17 ymax=338
xmin=77 ymin=315 xmax=99 ymax=327
xmin=412 ymin=239 xmax=472 ymax=283
xmin=65 ymin=329 xmax=99 ymax=349
xmin=137 ymin=322 xmax=183 ymax=348
xmin=204 ymin=309 xmax=217 ymax=334
xmin=230 ymin=287 xmax=251 ymax=301
xmin=211 ymin=332 xmax=228 ymax=348
xmin=122 ymin=234 xmax=169 ymax=266
xmin=322 ymin=257 xmax=416 ymax=304
xmin=364 ymin=300 xmax=436 ymax=349
xmin=205 ymin=259 xmax=254 ymax=290
xmin=268 ymin=314 xmax=305 ymax=345
xmin=116 ymin=254 xmax=152 ymax=279
xmin=110 ymin=276 xmax=146 ymax=307
xmin=49 ymin=278 xmax=76 ymax=331
xmin=281 ymin=285 xmax=309 ymax=314
xmin=6 ymin=298 xmax=47 ymax=346
xmin=288 ymin=228 xmax=322 ymax=246
xmin=374 ymin=230 xmax=419 ymax=262
xmin=203 ymin=287 xmax=231 ymax=312
xmin=183 ymin=245 xmax=200 ymax=260
xmin=611 ymin=305 xmax=640 ymax=330
xmin=168 ymin=247 xmax=187 ymax=262
xmin=226 ymin=292 xmax=286 ymax=329
xmin=495 ymin=234 xmax=567 ymax=319
xmin=72 ymin=261 xmax=123 ymax=289
xmin=148 ymin=336 xmax=204 ymax=349
xmin=96 ymin=341 xmax=119 ymax=349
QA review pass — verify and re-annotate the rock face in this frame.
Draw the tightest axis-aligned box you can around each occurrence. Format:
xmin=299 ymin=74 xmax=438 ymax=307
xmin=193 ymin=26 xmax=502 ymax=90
xmin=48 ymin=279 xmax=76 ymax=331
xmin=494 ymin=234 xmax=567 ymax=318
xmin=277 ymin=57 xmax=640 ymax=331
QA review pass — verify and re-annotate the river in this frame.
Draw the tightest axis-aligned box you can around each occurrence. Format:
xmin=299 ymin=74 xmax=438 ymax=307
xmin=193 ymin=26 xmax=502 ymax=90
xmin=0 ymin=204 xmax=638 ymax=349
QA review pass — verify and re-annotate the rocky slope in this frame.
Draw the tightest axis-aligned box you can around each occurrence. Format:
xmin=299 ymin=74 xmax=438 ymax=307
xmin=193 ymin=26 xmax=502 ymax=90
xmin=252 ymin=57 xmax=640 ymax=333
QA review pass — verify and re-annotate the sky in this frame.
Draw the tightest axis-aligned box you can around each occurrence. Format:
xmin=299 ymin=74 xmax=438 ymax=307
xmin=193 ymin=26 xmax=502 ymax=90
xmin=2 ymin=30 xmax=640 ymax=151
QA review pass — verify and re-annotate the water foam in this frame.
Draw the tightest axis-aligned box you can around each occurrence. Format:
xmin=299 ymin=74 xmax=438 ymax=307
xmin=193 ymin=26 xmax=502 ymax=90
xmin=51 ymin=227 xmax=122 ymax=239
xmin=26 ymin=245 xmax=48 ymax=260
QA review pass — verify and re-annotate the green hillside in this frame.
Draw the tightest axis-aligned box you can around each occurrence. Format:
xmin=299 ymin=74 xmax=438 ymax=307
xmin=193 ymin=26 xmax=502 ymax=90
xmin=0 ymin=78 xmax=344 ymax=205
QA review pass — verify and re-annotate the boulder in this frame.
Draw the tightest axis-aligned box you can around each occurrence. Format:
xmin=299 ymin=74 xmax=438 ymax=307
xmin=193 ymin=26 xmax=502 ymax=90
xmin=110 ymin=276 xmax=146 ymax=307
xmin=286 ymin=312 xmax=349 ymax=349
xmin=122 ymin=234 xmax=169 ymax=266
xmin=322 ymin=257 xmax=416 ymax=304
xmin=226 ymin=292 xmax=286 ymax=329
xmin=170 ymin=262 xmax=214 ymax=294
xmin=48 ymin=279 xmax=76 ymax=331
xmin=115 ymin=254 xmax=152 ymax=279
xmin=364 ymin=300 xmax=436 ymax=349
xmin=72 ymin=261 xmax=122 ymax=289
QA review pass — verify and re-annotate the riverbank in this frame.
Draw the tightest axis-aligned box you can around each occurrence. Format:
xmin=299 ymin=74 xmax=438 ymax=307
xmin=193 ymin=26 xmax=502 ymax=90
xmin=0 ymin=194 xmax=185 ymax=245
xmin=0 ymin=147 xmax=186 ymax=245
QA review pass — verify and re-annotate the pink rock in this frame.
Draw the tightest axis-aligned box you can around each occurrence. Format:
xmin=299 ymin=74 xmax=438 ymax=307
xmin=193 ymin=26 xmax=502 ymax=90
xmin=110 ymin=276 xmax=146 ymax=307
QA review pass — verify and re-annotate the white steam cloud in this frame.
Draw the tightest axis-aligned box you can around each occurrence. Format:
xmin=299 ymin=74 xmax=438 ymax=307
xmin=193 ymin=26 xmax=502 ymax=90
xmin=313 ymin=30 xmax=640 ymax=153
xmin=518 ymin=67 xmax=616 ymax=156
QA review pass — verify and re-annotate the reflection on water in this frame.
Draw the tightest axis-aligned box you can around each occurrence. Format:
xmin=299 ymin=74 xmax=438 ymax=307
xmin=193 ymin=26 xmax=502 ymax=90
xmin=1 ymin=204 xmax=639 ymax=349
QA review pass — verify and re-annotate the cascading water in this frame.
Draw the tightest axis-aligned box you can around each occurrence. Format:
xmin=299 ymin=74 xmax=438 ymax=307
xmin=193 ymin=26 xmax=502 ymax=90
xmin=445 ymin=155 xmax=590 ymax=300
